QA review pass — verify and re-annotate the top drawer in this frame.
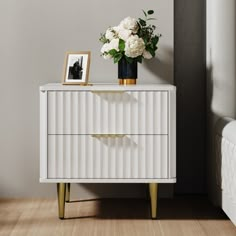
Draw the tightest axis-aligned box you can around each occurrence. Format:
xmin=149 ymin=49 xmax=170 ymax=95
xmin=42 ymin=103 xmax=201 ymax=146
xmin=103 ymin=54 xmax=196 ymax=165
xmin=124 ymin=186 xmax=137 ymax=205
xmin=47 ymin=91 xmax=168 ymax=134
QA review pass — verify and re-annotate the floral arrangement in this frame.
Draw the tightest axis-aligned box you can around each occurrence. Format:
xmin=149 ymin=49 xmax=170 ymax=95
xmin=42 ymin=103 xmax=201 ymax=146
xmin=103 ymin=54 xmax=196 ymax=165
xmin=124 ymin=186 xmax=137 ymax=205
xmin=99 ymin=10 xmax=161 ymax=64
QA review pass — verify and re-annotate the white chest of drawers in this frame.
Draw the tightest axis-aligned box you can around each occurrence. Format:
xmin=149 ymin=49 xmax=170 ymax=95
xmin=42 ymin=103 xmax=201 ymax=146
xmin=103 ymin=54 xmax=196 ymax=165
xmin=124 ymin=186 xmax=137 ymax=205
xmin=40 ymin=83 xmax=176 ymax=219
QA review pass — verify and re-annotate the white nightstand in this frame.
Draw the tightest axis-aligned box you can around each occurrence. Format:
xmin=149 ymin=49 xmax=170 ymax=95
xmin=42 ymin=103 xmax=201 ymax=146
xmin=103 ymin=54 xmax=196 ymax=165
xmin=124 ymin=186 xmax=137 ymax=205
xmin=40 ymin=83 xmax=176 ymax=219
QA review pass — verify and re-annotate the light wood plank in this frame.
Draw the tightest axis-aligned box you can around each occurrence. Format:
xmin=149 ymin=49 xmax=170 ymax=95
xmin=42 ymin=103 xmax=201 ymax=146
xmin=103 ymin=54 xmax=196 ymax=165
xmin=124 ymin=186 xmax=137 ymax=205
xmin=0 ymin=197 xmax=235 ymax=236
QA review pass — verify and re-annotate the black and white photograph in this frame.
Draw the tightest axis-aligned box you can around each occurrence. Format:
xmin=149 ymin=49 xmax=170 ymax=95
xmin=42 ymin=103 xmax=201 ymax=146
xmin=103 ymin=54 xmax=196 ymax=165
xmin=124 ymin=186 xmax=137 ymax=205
xmin=63 ymin=51 xmax=90 ymax=84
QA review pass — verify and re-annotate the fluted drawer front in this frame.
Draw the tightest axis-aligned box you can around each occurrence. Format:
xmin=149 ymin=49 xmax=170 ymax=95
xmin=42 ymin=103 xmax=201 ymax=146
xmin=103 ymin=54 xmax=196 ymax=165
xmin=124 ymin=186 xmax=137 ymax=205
xmin=47 ymin=91 xmax=168 ymax=134
xmin=48 ymin=135 xmax=168 ymax=179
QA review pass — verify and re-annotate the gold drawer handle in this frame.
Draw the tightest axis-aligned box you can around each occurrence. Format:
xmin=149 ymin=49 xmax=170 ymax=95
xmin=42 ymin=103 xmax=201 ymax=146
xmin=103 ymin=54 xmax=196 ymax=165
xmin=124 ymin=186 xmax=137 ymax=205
xmin=91 ymin=91 xmax=125 ymax=94
xmin=91 ymin=134 xmax=126 ymax=138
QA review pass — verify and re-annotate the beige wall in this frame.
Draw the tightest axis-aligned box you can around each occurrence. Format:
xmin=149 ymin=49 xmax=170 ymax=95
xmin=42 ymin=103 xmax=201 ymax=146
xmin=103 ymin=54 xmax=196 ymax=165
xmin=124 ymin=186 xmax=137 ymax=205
xmin=207 ymin=0 xmax=236 ymax=203
xmin=0 ymin=0 xmax=173 ymax=198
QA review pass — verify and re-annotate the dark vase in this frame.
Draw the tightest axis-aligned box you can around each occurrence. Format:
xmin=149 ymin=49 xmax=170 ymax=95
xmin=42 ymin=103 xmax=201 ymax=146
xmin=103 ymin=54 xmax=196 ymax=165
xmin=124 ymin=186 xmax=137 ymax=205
xmin=118 ymin=58 xmax=137 ymax=81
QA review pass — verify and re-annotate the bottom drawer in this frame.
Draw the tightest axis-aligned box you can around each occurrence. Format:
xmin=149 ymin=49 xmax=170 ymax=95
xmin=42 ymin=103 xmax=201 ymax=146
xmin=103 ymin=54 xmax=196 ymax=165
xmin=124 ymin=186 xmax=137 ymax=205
xmin=48 ymin=135 xmax=168 ymax=179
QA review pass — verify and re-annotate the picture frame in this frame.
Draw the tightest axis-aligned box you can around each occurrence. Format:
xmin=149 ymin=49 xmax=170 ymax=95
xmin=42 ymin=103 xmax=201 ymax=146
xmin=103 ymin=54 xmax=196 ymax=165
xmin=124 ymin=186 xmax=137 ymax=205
xmin=62 ymin=51 xmax=91 ymax=85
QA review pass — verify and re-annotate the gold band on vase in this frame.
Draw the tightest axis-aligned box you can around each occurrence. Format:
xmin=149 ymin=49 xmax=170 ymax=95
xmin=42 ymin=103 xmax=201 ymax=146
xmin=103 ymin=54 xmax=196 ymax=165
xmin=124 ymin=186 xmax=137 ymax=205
xmin=119 ymin=78 xmax=136 ymax=85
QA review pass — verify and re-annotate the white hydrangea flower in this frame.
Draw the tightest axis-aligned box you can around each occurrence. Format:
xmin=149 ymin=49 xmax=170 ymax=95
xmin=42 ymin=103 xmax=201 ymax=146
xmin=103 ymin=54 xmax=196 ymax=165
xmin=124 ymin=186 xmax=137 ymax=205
xmin=120 ymin=16 xmax=139 ymax=33
xmin=125 ymin=35 xmax=145 ymax=58
xmin=143 ymin=49 xmax=153 ymax=59
xmin=105 ymin=28 xmax=116 ymax=40
xmin=101 ymin=39 xmax=119 ymax=53
xmin=103 ymin=53 xmax=112 ymax=60
xmin=101 ymin=38 xmax=120 ymax=59
xmin=112 ymin=26 xmax=120 ymax=33
xmin=117 ymin=28 xmax=132 ymax=41
xmin=109 ymin=38 xmax=119 ymax=51
xmin=101 ymin=43 xmax=111 ymax=54
xmin=101 ymin=43 xmax=112 ymax=59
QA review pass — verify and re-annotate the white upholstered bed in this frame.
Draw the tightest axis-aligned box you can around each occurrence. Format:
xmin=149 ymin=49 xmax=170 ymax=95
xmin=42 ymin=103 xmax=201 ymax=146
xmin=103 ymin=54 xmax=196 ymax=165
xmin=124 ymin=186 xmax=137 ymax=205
xmin=215 ymin=117 xmax=236 ymax=225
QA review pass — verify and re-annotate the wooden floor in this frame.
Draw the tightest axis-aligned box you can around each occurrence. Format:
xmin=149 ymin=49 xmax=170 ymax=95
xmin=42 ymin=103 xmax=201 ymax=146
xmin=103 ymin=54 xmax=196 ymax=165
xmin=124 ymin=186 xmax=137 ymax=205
xmin=0 ymin=197 xmax=236 ymax=236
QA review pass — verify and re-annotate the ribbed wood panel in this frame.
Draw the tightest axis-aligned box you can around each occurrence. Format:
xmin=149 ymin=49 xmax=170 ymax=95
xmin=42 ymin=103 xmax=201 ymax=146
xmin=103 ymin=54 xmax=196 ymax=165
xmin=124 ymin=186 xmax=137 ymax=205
xmin=47 ymin=91 xmax=168 ymax=135
xmin=48 ymin=135 xmax=168 ymax=179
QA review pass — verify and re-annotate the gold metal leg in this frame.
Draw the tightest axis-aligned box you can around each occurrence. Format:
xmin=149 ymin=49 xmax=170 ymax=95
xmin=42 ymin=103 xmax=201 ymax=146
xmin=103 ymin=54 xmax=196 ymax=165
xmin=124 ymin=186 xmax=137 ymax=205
xmin=65 ymin=183 xmax=71 ymax=202
xmin=149 ymin=183 xmax=158 ymax=219
xmin=57 ymin=183 xmax=66 ymax=219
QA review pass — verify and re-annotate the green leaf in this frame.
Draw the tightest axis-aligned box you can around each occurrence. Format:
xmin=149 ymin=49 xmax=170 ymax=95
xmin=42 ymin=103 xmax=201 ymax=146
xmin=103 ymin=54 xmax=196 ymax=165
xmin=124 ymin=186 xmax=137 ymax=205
xmin=137 ymin=56 xmax=143 ymax=64
xmin=147 ymin=18 xmax=156 ymax=21
xmin=119 ymin=39 xmax=125 ymax=52
xmin=142 ymin=9 xmax=147 ymax=17
xmin=147 ymin=10 xmax=154 ymax=15
xmin=109 ymin=49 xmax=118 ymax=56
xmin=151 ymin=36 xmax=159 ymax=46
xmin=138 ymin=18 xmax=146 ymax=26
xmin=99 ymin=33 xmax=109 ymax=44
xmin=114 ymin=53 xmax=123 ymax=63
xmin=125 ymin=56 xmax=133 ymax=64
xmin=148 ymin=48 xmax=155 ymax=57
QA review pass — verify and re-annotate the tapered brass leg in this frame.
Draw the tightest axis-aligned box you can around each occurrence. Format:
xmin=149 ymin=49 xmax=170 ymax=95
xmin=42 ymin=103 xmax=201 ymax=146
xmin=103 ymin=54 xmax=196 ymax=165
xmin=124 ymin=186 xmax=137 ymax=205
xmin=65 ymin=183 xmax=71 ymax=202
xmin=57 ymin=183 xmax=66 ymax=219
xmin=149 ymin=183 xmax=158 ymax=219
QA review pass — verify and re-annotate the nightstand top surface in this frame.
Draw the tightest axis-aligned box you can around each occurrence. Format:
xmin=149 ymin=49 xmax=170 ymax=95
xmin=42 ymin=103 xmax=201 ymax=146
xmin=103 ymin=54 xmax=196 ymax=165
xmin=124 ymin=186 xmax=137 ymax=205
xmin=40 ymin=83 xmax=176 ymax=91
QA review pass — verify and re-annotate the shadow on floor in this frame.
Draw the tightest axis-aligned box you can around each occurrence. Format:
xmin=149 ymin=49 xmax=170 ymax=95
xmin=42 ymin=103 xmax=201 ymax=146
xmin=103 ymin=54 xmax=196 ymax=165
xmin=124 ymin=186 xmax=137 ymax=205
xmin=65 ymin=196 xmax=227 ymax=220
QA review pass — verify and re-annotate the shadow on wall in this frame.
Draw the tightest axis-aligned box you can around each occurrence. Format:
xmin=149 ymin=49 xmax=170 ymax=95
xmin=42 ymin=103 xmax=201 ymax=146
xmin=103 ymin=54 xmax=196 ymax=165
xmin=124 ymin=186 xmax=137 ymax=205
xmin=143 ymin=47 xmax=173 ymax=84
xmin=207 ymin=59 xmax=221 ymax=205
